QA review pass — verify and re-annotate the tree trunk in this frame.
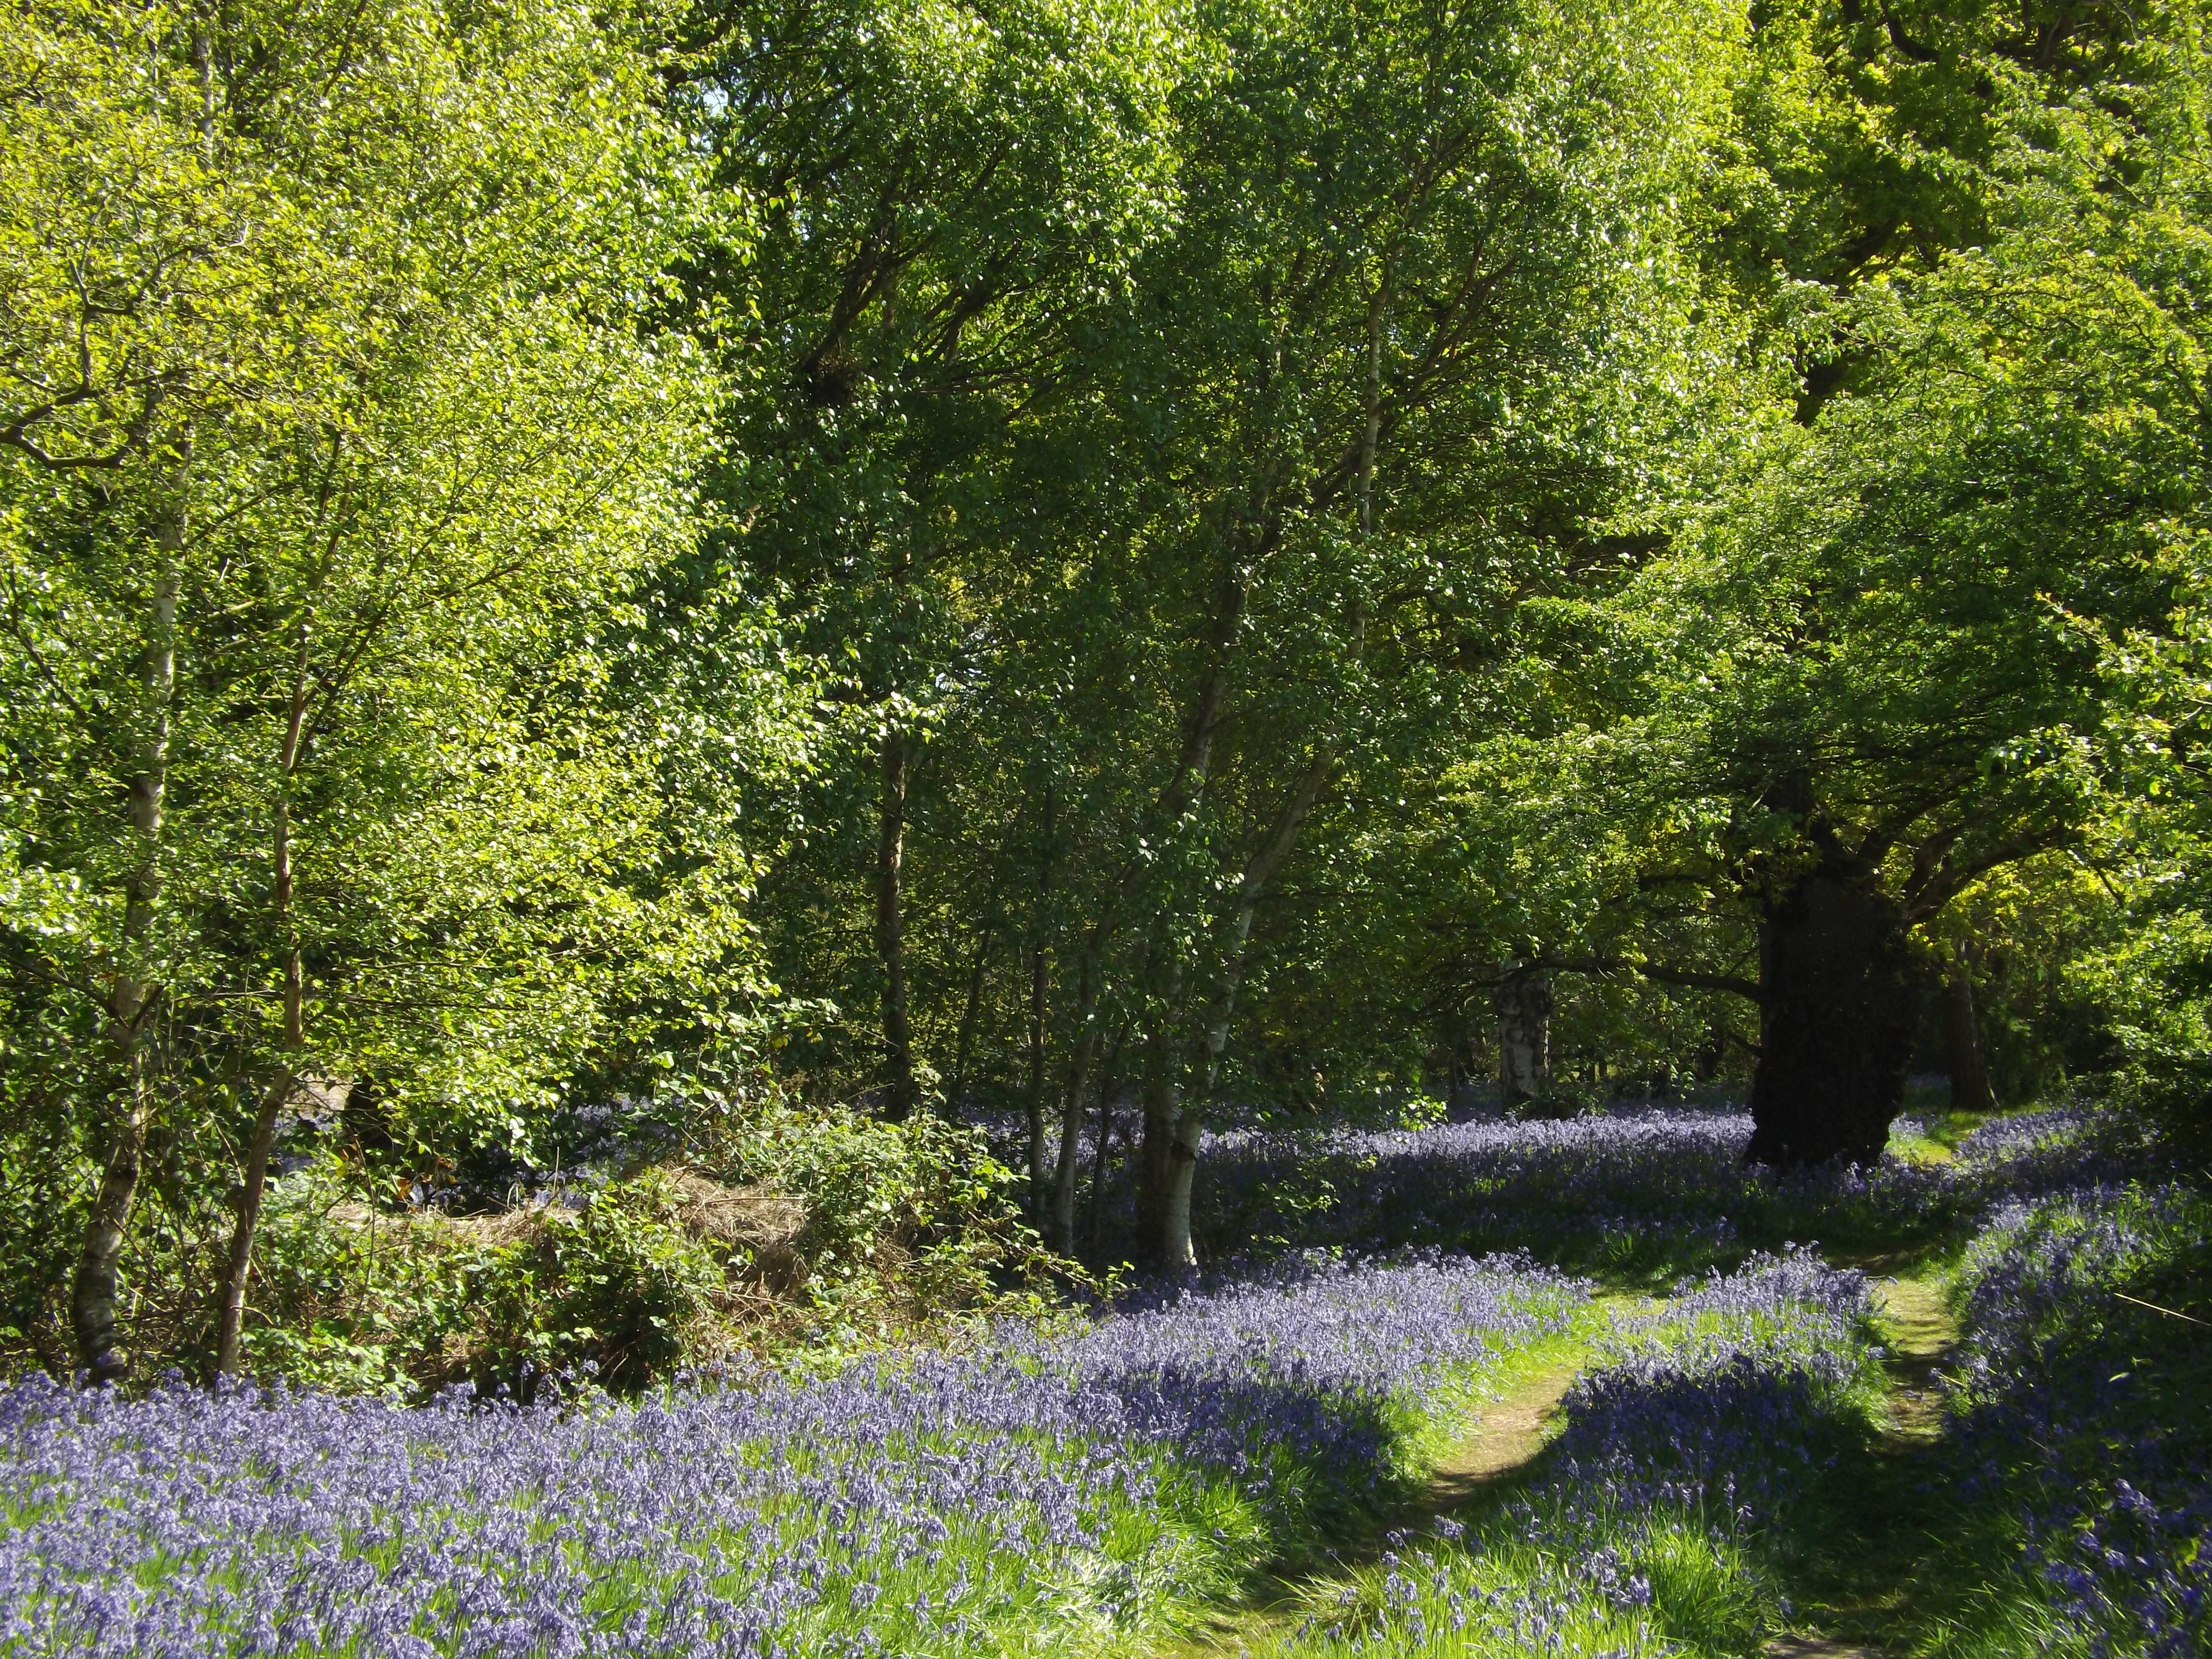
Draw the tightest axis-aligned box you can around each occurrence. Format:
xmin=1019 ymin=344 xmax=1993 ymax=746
xmin=73 ymin=1042 xmax=153 ymax=1385
xmin=215 ymin=1070 xmax=291 ymax=1375
xmin=1447 ymin=1015 xmax=1479 ymax=1110
xmin=1495 ymin=969 xmax=1554 ymax=1109
xmin=1088 ymin=1022 xmax=1128 ymax=1249
xmin=216 ymin=636 xmax=313 ymax=1374
xmin=1943 ymin=942 xmax=1996 ymax=1115
xmin=1746 ymin=865 xmax=1920 ymax=1167
xmin=946 ymin=906 xmax=996 ymax=1117
xmin=1157 ymin=1087 xmax=1205 ymax=1272
xmin=1135 ymin=1006 xmax=1184 ymax=1265
xmin=1138 ymin=749 xmax=1334 ymax=1271
xmin=1047 ymin=1018 xmax=1097 ymax=1252
xmin=876 ymin=731 xmax=916 ymax=1120
xmin=1021 ymin=787 xmax=1059 ymax=1214
xmin=73 ymin=484 xmax=185 ymax=1382
xmin=1025 ymin=938 xmax=1050 ymax=1218
xmin=1048 ymin=955 xmax=1102 ymax=1252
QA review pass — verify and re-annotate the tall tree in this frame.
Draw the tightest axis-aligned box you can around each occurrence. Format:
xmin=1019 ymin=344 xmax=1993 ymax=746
xmin=0 ymin=0 xmax=782 ymax=1376
xmin=1020 ymin=0 xmax=1744 ymax=1264
xmin=688 ymin=0 xmax=1189 ymax=1119
xmin=1582 ymin=7 xmax=2212 ymax=1163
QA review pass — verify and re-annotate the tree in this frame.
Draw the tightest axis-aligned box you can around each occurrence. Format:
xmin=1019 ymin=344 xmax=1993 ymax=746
xmin=0 ymin=0 xmax=785 ymax=1377
xmin=686 ymin=0 xmax=1189 ymax=1123
xmin=1589 ymin=20 xmax=2211 ymax=1163
xmin=1004 ymin=0 xmax=1745 ymax=1263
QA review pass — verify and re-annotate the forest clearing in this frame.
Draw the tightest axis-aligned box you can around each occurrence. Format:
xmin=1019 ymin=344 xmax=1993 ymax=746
xmin=5 ymin=0 xmax=2211 ymax=1650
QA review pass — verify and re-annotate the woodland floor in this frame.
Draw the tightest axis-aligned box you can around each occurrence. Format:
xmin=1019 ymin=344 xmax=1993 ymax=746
xmin=12 ymin=1106 xmax=2195 ymax=1658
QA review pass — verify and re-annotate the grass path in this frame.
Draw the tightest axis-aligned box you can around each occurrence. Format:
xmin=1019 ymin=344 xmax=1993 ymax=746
xmin=1154 ymin=1269 xmax=1970 ymax=1659
xmin=1152 ymin=1312 xmax=1622 ymax=1657
xmin=1421 ymin=1358 xmax=1582 ymax=1506
xmin=1762 ymin=1269 xmax=1964 ymax=1659
xmin=1869 ymin=1275 xmax=1957 ymax=1449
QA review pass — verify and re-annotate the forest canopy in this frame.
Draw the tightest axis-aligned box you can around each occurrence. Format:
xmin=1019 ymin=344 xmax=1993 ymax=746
xmin=5 ymin=0 xmax=2211 ymax=1381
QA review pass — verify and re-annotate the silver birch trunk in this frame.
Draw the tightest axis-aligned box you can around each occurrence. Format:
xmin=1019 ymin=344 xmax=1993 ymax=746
xmin=875 ymin=733 xmax=916 ymax=1119
xmin=72 ymin=467 xmax=186 ymax=1380
xmin=1496 ymin=970 xmax=1554 ymax=1107
xmin=1154 ymin=746 xmax=1337 ymax=1268
xmin=1025 ymin=939 xmax=1049 ymax=1215
xmin=1145 ymin=272 xmax=1382 ymax=1269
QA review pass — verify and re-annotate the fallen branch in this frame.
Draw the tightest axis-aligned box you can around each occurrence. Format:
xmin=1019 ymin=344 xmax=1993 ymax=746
xmin=2113 ymin=1289 xmax=2207 ymax=1327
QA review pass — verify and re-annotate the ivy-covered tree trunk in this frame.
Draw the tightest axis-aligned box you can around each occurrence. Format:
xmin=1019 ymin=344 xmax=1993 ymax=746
xmin=1746 ymin=864 xmax=1920 ymax=1167
xmin=1495 ymin=969 xmax=1553 ymax=1108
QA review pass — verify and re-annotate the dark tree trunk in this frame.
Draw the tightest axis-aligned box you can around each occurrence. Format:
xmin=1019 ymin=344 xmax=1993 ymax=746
xmin=946 ymin=906 xmax=995 ymax=1117
xmin=1943 ymin=943 xmax=1997 ymax=1115
xmin=1024 ymin=788 xmax=1058 ymax=1213
xmin=1087 ymin=1023 xmax=1128 ymax=1249
xmin=1026 ymin=938 xmax=1050 ymax=1220
xmin=1048 ymin=955 xmax=1105 ymax=1251
xmin=1746 ymin=866 xmax=1920 ymax=1167
xmin=217 ymin=638 xmax=312 ymax=1374
xmin=876 ymin=733 xmax=916 ymax=1120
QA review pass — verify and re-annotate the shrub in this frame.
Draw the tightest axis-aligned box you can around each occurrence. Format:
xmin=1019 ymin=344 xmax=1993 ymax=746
xmin=687 ymin=1096 xmax=1061 ymax=1330
xmin=210 ymin=1098 xmax=1064 ymax=1396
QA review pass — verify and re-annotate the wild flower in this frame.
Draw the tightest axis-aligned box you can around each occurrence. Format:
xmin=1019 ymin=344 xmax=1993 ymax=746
xmin=1181 ymin=1102 xmax=2141 ymax=1273
xmin=1948 ymin=1182 xmax=2209 ymax=1659
xmin=0 ymin=1252 xmax=1579 ymax=1656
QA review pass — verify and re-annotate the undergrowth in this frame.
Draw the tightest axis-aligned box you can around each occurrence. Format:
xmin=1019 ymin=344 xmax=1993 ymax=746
xmin=2 ymin=1096 xmax=1068 ymax=1397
